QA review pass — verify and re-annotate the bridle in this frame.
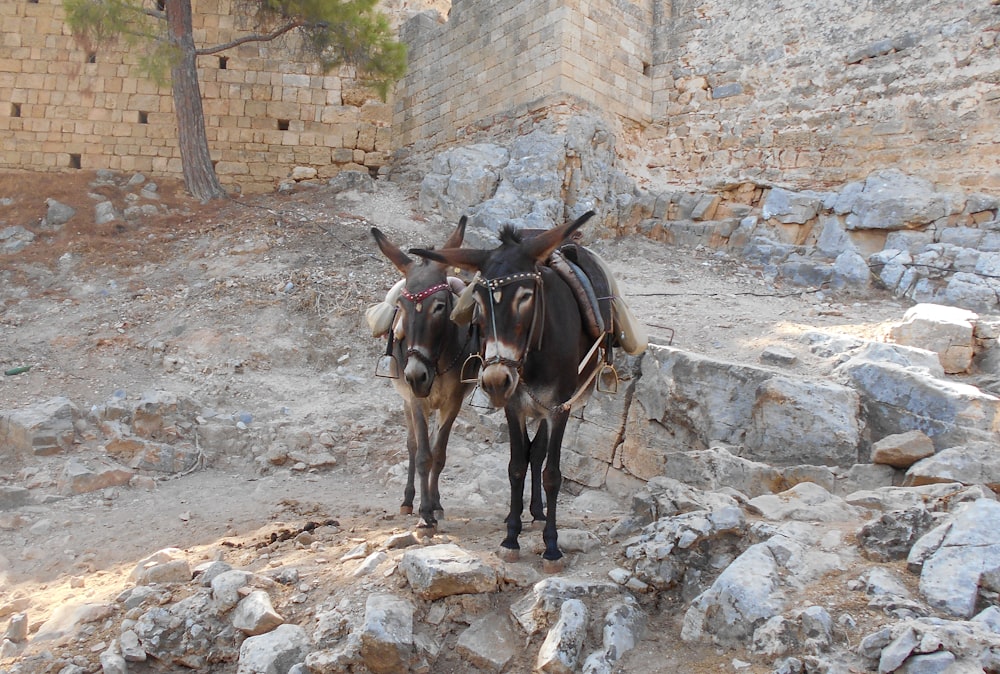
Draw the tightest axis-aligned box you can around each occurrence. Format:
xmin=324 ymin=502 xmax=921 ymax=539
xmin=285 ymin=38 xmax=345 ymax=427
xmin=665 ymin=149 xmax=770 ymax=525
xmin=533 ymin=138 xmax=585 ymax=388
xmin=398 ymin=283 xmax=467 ymax=376
xmin=474 ymin=270 xmax=544 ymax=374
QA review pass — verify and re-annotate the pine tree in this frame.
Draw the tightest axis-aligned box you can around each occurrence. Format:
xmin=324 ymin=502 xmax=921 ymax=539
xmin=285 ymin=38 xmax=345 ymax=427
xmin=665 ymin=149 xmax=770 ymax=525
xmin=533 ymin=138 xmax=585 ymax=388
xmin=64 ymin=0 xmax=406 ymax=201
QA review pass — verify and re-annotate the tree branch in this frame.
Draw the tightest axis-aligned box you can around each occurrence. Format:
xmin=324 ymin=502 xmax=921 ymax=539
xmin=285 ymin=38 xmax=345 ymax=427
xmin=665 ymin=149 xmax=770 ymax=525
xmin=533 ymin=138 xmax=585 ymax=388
xmin=195 ymin=20 xmax=303 ymax=56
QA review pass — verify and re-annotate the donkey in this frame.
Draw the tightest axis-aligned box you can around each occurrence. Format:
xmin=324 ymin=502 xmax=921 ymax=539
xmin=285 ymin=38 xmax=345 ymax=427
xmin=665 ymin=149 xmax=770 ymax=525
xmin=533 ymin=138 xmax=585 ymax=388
xmin=370 ymin=219 xmax=475 ymax=533
xmin=411 ymin=211 xmax=599 ymax=572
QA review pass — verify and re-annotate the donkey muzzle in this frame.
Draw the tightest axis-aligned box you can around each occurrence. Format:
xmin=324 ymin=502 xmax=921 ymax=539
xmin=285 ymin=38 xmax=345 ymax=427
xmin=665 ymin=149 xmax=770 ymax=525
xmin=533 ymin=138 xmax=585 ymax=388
xmin=480 ymin=362 xmax=519 ymax=407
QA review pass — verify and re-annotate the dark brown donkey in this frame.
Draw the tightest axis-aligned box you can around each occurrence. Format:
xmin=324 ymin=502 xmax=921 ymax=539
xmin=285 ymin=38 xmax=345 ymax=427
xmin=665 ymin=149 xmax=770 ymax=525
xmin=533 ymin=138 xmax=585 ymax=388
xmin=371 ymin=219 xmax=475 ymax=532
xmin=411 ymin=211 xmax=599 ymax=572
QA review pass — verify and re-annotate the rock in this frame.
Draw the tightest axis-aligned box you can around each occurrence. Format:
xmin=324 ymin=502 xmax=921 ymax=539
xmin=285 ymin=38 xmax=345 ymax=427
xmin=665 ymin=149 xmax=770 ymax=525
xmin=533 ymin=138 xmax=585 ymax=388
xmin=857 ymin=506 xmax=935 ymax=562
xmin=359 ymin=593 xmax=415 ymax=674
xmin=681 ymin=542 xmax=783 ymax=645
xmin=747 ymin=482 xmax=862 ymax=522
xmin=328 ymin=170 xmax=375 ymax=193
xmin=59 ymin=459 xmax=133 ymax=495
xmin=535 ymin=599 xmax=589 ymax=674
xmin=580 ymin=601 xmax=645 ymax=674
xmin=41 ymin=198 xmax=76 ymax=229
xmin=455 ymin=612 xmax=520 ymax=671
xmin=836 ymin=352 xmax=1000 ymax=450
xmin=0 ymin=486 xmax=32 ymax=511
xmin=907 ymin=499 xmax=1000 ymax=617
xmin=847 ymin=170 xmax=955 ymax=230
xmin=99 ymin=646 xmax=128 ymax=674
xmin=232 ymin=590 xmax=284 ymax=636
xmin=3 ymin=613 xmax=27 ymax=643
xmin=0 ymin=396 xmax=79 ymax=458
xmin=290 ymin=166 xmax=318 ymax=181
xmin=511 ymin=577 xmax=623 ymax=636
xmin=95 ymin=200 xmax=122 ymax=224
xmin=211 ymin=569 xmax=254 ymax=610
xmin=33 ymin=603 xmax=116 ymax=644
xmin=888 ymin=304 xmax=977 ymax=374
xmin=129 ymin=548 xmax=191 ymax=586
xmin=0 ymin=225 xmax=35 ymax=253
xmin=871 ymin=430 xmax=936 ymax=468
xmin=744 ymin=376 xmax=862 ymax=467
xmin=236 ymin=623 xmax=310 ymax=674
xmin=399 ymin=544 xmax=497 ymax=600
xmin=762 ymin=187 xmax=823 ymax=225
xmin=904 ymin=441 xmax=1000 ymax=490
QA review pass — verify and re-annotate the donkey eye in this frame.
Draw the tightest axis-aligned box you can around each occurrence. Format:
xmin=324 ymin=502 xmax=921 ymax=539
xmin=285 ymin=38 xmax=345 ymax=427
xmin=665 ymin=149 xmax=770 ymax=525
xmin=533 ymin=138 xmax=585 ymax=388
xmin=516 ymin=289 xmax=534 ymax=312
xmin=431 ymin=300 xmax=446 ymax=315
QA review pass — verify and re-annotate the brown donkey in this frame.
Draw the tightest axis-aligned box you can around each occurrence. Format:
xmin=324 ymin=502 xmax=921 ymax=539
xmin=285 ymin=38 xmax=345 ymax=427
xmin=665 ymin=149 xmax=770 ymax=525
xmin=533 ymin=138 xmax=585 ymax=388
xmin=371 ymin=219 xmax=475 ymax=532
xmin=411 ymin=211 xmax=599 ymax=571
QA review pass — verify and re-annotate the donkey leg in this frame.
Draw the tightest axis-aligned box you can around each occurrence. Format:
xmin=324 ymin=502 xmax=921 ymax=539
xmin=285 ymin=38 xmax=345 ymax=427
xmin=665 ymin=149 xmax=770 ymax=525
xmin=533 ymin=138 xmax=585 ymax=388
xmin=540 ymin=411 xmax=570 ymax=573
xmin=429 ymin=397 xmax=462 ymax=521
xmin=410 ymin=405 xmax=438 ymax=532
xmin=400 ymin=403 xmax=418 ymax=515
xmin=500 ymin=410 xmax=529 ymax=562
xmin=528 ymin=419 xmax=549 ymax=525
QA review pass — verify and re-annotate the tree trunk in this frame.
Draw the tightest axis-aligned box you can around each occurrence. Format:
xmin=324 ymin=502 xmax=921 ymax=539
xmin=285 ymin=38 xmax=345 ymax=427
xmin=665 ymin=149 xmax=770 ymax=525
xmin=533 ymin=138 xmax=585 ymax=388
xmin=165 ymin=0 xmax=226 ymax=201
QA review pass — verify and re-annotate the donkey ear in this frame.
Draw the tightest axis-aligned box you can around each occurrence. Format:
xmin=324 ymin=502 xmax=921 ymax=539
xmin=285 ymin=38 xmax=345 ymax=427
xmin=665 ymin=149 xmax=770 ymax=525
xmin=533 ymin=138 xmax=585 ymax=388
xmin=410 ymin=245 xmax=490 ymax=273
xmin=524 ymin=211 xmax=595 ymax=262
xmin=442 ymin=216 xmax=467 ymax=250
xmin=371 ymin=227 xmax=412 ymax=274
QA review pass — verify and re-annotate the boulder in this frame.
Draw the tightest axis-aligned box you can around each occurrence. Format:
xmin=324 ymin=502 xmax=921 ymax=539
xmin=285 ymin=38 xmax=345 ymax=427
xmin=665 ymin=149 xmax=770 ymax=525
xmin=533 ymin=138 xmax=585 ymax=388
xmin=399 ymin=544 xmax=497 ymax=600
xmin=888 ymin=303 xmax=977 ymax=374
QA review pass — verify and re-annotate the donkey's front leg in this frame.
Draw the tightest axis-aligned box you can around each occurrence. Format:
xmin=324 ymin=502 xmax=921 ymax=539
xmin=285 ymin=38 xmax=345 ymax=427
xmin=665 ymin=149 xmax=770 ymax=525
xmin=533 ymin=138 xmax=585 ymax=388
xmin=528 ymin=419 xmax=549 ymax=525
xmin=540 ymin=410 xmax=570 ymax=573
xmin=428 ymin=395 xmax=462 ymax=521
xmin=500 ymin=409 xmax=529 ymax=562
xmin=409 ymin=403 xmax=438 ymax=533
xmin=400 ymin=401 xmax=418 ymax=515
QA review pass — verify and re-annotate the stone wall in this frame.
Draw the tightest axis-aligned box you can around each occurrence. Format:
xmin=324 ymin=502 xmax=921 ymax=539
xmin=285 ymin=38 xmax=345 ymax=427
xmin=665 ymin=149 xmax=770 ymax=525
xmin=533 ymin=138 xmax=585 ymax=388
xmin=392 ymin=0 xmax=653 ymax=153
xmin=0 ymin=0 xmax=394 ymax=193
xmin=645 ymin=0 xmax=1000 ymax=192
xmin=396 ymin=0 xmax=1000 ymax=194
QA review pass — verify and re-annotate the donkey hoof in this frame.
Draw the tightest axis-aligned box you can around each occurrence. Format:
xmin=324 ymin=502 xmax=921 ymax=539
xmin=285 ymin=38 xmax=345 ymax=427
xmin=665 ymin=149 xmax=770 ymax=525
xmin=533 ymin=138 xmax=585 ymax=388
xmin=415 ymin=523 xmax=437 ymax=539
xmin=542 ymin=556 xmax=566 ymax=574
xmin=497 ymin=546 xmax=520 ymax=563
xmin=400 ymin=505 xmax=414 ymax=516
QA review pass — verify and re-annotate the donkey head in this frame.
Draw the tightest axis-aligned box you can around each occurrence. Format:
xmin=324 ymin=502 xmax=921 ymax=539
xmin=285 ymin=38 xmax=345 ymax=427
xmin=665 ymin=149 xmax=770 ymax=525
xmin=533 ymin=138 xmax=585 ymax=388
xmin=411 ymin=211 xmax=594 ymax=407
xmin=371 ymin=218 xmax=466 ymax=397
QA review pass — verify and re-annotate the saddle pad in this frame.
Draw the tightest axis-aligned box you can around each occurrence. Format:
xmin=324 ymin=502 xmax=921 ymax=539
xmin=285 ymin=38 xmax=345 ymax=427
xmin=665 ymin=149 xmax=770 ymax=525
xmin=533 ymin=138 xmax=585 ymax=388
xmin=549 ymin=248 xmax=606 ymax=340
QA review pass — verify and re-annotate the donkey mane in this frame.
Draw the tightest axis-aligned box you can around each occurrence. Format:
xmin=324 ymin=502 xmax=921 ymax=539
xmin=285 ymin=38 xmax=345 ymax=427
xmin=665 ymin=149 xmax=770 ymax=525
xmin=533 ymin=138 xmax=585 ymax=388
xmin=498 ymin=225 xmax=523 ymax=245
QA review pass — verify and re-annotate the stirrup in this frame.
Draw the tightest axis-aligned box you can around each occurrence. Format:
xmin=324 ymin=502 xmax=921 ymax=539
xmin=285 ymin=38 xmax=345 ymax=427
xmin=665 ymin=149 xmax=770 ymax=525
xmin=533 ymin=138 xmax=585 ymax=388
xmin=597 ymin=363 xmax=619 ymax=393
xmin=375 ymin=354 xmax=401 ymax=379
xmin=375 ymin=325 xmax=401 ymax=379
xmin=460 ymin=354 xmax=483 ymax=384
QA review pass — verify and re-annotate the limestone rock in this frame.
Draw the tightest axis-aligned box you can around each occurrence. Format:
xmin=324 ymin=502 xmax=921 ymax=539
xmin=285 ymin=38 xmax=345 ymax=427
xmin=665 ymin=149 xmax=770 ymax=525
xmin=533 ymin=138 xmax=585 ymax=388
xmin=535 ymin=599 xmax=589 ymax=674
xmin=871 ymin=430 xmax=936 ymax=468
xmin=399 ymin=544 xmax=497 ymax=600
xmin=888 ymin=303 xmax=977 ymax=374
xmin=908 ymin=499 xmax=1000 ymax=617
xmin=359 ymin=593 xmax=415 ymax=674
xmin=232 ymin=590 xmax=284 ymax=636
xmin=236 ymin=623 xmax=310 ymax=674
xmin=455 ymin=612 xmax=520 ymax=672
xmin=904 ymin=441 xmax=1000 ymax=490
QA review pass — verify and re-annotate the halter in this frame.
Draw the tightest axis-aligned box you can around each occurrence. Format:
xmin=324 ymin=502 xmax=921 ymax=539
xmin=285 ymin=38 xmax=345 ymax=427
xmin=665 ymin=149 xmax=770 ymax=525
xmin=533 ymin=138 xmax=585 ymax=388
xmin=399 ymin=283 xmax=465 ymax=376
xmin=476 ymin=270 xmax=544 ymax=373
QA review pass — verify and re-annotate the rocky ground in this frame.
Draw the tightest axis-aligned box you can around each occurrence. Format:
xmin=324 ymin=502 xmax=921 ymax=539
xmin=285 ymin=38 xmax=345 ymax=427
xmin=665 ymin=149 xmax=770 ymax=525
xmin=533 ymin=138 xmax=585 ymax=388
xmin=0 ymin=169 xmax=991 ymax=674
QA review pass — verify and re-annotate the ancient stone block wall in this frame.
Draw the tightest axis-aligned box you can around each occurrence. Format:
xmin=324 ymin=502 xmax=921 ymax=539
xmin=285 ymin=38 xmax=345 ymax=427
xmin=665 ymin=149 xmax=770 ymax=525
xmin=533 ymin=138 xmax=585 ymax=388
xmin=642 ymin=0 xmax=1000 ymax=192
xmin=0 ymin=0 xmax=392 ymax=192
xmin=392 ymin=0 xmax=653 ymax=153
